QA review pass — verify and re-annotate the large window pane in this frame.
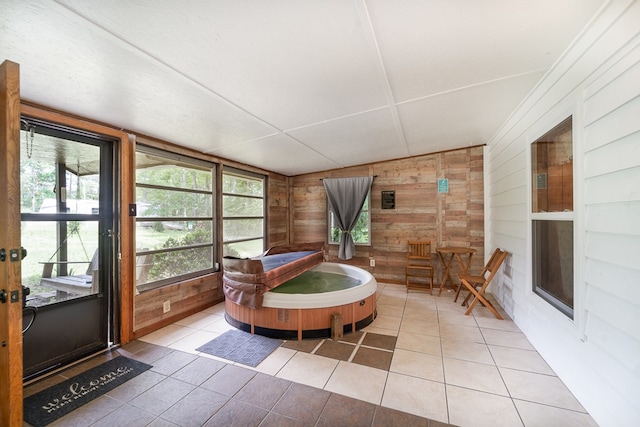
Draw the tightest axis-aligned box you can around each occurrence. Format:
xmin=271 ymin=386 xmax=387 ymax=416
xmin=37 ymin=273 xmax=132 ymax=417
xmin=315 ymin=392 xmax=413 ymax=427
xmin=137 ymin=151 xmax=212 ymax=191
xmin=532 ymin=220 xmax=574 ymax=316
xmin=222 ymin=195 xmax=264 ymax=217
xmin=138 ymin=188 xmax=212 ymax=218
xmin=531 ymin=117 xmax=573 ymax=213
xmin=223 ymin=173 xmax=264 ymax=196
xmin=223 ymin=240 xmax=265 ymax=259
xmin=141 ymin=246 xmax=214 ymax=285
xmin=223 ymin=219 xmax=264 ymax=241
xmin=135 ymin=146 xmax=215 ymax=291
xmin=137 ymin=221 xmax=212 ymax=248
xmin=222 ymin=168 xmax=265 ymax=258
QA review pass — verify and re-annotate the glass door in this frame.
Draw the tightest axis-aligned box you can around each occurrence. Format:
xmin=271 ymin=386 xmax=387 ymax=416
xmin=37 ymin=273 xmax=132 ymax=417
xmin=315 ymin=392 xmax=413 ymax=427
xmin=20 ymin=118 xmax=115 ymax=380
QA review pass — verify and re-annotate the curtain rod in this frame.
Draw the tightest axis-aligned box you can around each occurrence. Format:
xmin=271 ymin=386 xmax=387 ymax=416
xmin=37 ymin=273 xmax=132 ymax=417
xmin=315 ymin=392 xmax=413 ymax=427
xmin=319 ymin=175 xmax=377 ymax=181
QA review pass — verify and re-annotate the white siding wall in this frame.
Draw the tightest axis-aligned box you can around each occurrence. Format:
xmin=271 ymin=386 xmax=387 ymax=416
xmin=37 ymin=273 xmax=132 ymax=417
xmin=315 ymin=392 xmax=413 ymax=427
xmin=485 ymin=1 xmax=640 ymax=425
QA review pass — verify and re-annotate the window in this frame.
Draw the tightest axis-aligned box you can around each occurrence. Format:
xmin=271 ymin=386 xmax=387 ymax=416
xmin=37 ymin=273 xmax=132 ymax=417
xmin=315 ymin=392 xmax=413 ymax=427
xmin=328 ymin=192 xmax=370 ymax=245
xmin=222 ymin=167 xmax=266 ymax=258
xmin=531 ymin=117 xmax=574 ymax=318
xmin=135 ymin=146 xmax=215 ymax=291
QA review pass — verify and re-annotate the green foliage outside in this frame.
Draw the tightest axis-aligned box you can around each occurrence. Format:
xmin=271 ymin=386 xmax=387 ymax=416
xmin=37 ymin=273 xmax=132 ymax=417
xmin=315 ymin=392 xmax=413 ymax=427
xmin=147 ymin=227 xmax=213 ymax=281
xmin=329 ymin=196 xmax=370 ymax=244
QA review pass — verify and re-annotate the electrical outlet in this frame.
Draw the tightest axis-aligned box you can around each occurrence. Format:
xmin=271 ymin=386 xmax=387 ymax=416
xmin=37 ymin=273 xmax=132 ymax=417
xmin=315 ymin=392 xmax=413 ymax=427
xmin=370 ymin=258 xmax=375 ymax=267
xmin=163 ymin=300 xmax=171 ymax=313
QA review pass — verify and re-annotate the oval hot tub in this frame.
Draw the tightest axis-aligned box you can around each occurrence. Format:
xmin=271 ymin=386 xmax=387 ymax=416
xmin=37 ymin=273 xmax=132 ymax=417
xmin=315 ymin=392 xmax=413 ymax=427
xmin=224 ymin=262 xmax=377 ymax=339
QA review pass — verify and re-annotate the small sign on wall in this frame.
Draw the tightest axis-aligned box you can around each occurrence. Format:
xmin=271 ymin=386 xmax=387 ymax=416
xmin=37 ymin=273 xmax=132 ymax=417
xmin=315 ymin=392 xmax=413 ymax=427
xmin=438 ymin=178 xmax=449 ymax=193
xmin=381 ymin=190 xmax=395 ymax=209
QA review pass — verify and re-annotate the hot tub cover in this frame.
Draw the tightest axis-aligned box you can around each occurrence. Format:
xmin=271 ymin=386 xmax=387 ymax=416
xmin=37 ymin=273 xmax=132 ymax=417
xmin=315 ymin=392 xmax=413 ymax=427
xmin=222 ymin=242 xmax=325 ymax=308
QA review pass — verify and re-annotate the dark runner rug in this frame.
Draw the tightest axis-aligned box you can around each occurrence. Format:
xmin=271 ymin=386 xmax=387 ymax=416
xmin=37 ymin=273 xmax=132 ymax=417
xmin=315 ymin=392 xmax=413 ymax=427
xmin=24 ymin=356 xmax=152 ymax=427
xmin=196 ymin=329 xmax=282 ymax=367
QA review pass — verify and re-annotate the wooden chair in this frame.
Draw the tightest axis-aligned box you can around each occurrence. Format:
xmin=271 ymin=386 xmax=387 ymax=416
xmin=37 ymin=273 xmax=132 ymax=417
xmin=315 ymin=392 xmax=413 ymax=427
xmin=457 ymin=248 xmax=508 ymax=319
xmin=406 ymin=241 xmax=434 ymax=294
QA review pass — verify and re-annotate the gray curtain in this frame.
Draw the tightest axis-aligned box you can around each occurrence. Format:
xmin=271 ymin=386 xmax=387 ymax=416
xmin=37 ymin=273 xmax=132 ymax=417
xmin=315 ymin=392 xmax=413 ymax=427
xmin=323 ymin=176 xmax=373 ymax=260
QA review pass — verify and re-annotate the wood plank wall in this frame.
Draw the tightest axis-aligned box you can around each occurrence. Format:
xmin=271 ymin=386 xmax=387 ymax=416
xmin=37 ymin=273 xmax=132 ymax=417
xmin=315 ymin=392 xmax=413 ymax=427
xmin=290 ymin=146 xmax=484 ymax=287
xmin=267 ymin=173 xmax=290 ymax=247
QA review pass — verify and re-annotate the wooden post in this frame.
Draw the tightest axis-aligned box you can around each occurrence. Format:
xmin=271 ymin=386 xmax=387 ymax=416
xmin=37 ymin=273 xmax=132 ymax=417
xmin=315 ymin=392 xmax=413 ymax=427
xmin=0 ymin=59 xmax=24 ymax=427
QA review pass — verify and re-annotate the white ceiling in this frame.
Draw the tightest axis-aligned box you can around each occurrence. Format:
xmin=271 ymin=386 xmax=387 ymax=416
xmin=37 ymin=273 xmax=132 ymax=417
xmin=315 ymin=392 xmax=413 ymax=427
xmin=1 ymin=0 xmax=604 ymax=176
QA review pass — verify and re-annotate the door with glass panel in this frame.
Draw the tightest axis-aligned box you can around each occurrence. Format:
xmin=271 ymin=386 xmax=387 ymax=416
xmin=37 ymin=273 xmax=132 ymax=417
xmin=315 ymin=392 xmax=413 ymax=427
xmin=20 ymin=118 xmax=115 ymax=380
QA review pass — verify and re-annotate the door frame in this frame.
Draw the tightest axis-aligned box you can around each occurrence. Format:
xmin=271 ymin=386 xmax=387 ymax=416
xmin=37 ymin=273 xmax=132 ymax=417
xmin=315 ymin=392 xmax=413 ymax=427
xmin=0 ymin=59 xmax=23 ymax=427
xmin=19 ymin=103 xmax=136 ymax=345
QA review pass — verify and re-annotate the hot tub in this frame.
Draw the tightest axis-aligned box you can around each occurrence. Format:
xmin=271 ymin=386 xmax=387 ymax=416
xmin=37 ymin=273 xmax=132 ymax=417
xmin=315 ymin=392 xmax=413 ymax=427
xmin=224 ymin=262 xmax=377 ymax=339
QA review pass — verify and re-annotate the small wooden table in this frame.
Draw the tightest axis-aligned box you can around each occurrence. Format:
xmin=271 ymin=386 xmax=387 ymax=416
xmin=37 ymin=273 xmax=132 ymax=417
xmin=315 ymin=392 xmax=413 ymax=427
xmin=436 ymin=247 xmax=477 ymax=297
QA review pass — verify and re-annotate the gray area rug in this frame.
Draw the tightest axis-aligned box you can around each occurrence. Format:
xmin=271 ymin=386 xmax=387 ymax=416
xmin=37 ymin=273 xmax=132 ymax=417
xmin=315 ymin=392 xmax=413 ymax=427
xmin=196 ymin=329 xmax=283 ymax=367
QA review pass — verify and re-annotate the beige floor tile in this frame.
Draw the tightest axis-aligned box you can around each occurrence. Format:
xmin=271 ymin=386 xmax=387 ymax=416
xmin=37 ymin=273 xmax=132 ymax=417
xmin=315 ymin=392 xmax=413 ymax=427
xmin=376 ymin=303 xmax=405 ymax=318
xmin=481 ymin=328 xmax=534 ymax=350
xmin=500 ymin=367 xmax=585 ymax=411
xmin=377 ymin=294 xmax=407 ymax=307
xmin=275 ymin=352 xmax=338 ymax=389
xmin=369 ymin=314 xmax=402 ymax=332
xmin=201 ymin=317 xmax=235 ymax=334
xmin=435 ymin=295 xmax=468 ymax=312
xmin=380 ymin=283 xmax=406 ymax=293
xmin=488 ymin=345 xmax=554 ymax=375
xmin=390 ymin=348 xmax=444 ymax=382
xmin=443 ymin=358 xmax=508 ymax=396
xmin=400 ymin=317 xmax=440 ymax=337
xmin=381 ymin=372 xmax=448 ymax=422
xmin=168 ymin=330 xmax=219 ymax=354
xmin=514 ymin=399 xmax=598 ymax=427
xmin=405 ymin=297 xmax=437 ymax=310
xmin=324 ymin=361 xmax=388 ymax=404
xmin=447 ymin=385 xmax=523 ymax=427
xmin=201 ymin=302 xmax=226 ymax=315
xmin=439 ymin=323 xmax=484 ymax=343
xmin=441 ymin=338 xmax=494 ymax=365
xmin=438 ymin=309 xmax=478 ymax=327
xmin=407 ymin=292 xmax=438 ymax=304
xmin=402 ymin=306 xmax=438 ymax=322
xmin=138 ymin=324 xmax=197 ymax=347
xmin=395 ymin=331 xmax=441 ymax=356
xmin=471 ymin=302 xmax=509 ymax=320
xmin=474 ymin=316 xmax=521 ymax=332
xmin=173 ymin=311 xmax=222 ymax=329
xmin=253 ymin=347 xmax=297 ymax=376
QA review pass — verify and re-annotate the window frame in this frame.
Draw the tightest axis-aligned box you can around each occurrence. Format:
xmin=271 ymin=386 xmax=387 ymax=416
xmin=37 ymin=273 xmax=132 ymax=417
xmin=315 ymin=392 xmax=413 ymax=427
xmin=222 ymin=167 xmax=267 ymax=258
xmin=530 ymin=116 xmax=575 ymax=319
xmin=134 ymin=145 xmax=216 ymax=292
xmin=327 ymin=190 xmax=371 ymax=246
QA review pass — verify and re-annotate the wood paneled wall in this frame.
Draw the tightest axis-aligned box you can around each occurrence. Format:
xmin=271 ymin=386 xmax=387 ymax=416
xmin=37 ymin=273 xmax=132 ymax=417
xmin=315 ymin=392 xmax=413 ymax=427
xmin=267 ymin=173 xmax=289 ymax=247
xmin=290 ymin=146 xmax=484 ymax=286
xmin=133 ymin=273 xmax=222 ymax=337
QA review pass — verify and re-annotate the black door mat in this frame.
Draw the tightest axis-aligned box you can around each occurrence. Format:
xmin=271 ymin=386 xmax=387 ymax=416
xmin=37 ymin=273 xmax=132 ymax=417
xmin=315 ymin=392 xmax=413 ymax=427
xmin=24 ymin=356 xmax=152 ymax=427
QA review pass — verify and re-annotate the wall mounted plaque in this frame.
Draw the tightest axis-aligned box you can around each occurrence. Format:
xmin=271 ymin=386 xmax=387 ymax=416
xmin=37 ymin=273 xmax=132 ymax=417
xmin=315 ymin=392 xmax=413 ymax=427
xmin=438 ymin=178 xmax=449 ymax=193
xmin=381 ymin=190 xmax=395 ymax=209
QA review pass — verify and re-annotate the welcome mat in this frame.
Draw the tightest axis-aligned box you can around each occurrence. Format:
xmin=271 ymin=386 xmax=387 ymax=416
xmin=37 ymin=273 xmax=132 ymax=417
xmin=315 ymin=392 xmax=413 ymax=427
xmin=196 ymin=329 xmax=282 ymax=367
xmin=24 ymin=356 xmax=152 ymax=427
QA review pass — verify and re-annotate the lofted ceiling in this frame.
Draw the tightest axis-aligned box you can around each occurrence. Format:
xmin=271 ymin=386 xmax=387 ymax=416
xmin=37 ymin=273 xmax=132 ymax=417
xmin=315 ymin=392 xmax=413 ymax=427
xmin=1 ymin=0 xmax=604 ymax=176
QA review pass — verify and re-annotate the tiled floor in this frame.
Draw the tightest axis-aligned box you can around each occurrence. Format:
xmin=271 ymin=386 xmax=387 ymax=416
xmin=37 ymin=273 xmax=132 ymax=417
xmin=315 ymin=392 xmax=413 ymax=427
xmin=24 ymin=283 xmax=599 ymax=426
